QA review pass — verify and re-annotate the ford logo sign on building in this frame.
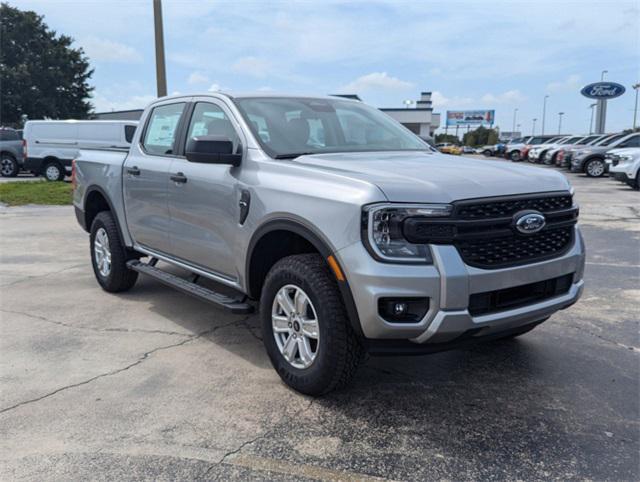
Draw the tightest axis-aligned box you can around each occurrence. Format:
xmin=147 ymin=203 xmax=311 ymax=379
xmin=581 ymin=82 xmax=626 ymax=99
xmin=514 ymin=212 xmax=546 ymax=235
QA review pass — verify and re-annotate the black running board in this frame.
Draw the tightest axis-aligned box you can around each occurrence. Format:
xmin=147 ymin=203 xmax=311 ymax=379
xmin=127 ymin=260 xmax=254 ymax=314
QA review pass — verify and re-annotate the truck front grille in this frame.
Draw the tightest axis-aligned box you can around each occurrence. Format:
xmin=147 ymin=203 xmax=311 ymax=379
xmin=402 ymin=192 xmax=578 ymax=269
xmin=456 ymin=226 xmax=574 ymax=268
xmin=455 ymin=194 xmax=572 ymax=219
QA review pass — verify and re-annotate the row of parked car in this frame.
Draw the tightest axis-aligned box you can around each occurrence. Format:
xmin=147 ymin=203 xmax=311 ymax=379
xmin=0 ymin=120 xmax=137 ymax=181
xmin=479 ymin=132 xmax=640 ymax=188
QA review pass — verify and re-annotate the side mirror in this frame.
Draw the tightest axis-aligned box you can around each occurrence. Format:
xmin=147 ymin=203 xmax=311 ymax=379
xmin=185 ymin=135 xmax=242 ymax=166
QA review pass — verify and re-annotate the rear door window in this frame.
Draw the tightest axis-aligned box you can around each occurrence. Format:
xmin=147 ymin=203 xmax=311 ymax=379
xmin=142 ymin=103 xmax=186 ymax=156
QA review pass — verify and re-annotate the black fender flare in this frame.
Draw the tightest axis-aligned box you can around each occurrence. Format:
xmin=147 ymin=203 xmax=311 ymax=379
xmin=83 ymin=185 xmax=127 ymax=247
xmin=245 ymin=218 xmax=365 ymax=339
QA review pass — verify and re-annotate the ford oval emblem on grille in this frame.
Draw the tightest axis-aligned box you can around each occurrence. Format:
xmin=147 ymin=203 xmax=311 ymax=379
xmin=514 ymin=211 xmax=546 ymax=235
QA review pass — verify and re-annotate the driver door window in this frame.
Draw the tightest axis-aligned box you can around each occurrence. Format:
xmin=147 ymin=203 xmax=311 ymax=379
xmin=186 ymin=102 xmax=241 ymax=153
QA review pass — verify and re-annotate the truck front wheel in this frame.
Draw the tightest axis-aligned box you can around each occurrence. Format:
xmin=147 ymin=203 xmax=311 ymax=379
xmin=260 ymin=254 xmax=364 ymax=395
xmin=90 ymin=211 xmax=138 ymax=292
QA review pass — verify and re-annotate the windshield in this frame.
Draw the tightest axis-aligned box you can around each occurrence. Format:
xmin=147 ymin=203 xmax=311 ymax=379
xmin=233 ymin=97 xmax=429 ymax=158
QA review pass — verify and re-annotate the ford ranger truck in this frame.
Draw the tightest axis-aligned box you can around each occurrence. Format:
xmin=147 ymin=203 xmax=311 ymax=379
xmin=73 ymin=94 xmax=585 ymax=395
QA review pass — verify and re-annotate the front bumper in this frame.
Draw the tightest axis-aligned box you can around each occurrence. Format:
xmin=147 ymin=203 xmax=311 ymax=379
xmin=570 ymin=158 xmax=585 ymax=172
xmin=337 ymin=226 xmax=585 ymax=345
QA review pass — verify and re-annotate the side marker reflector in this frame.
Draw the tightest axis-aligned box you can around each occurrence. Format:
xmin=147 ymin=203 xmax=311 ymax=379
xmin=327 ymin=255 xmax=345 ymax=282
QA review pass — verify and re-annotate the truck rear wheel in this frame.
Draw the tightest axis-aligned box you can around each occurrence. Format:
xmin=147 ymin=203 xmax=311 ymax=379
xmin=90 ymin=211 xmax=138 ymax=292
xmin=43 ymin=161 xmax=65 ymax=181
xmin=1 ymin=155 xmax=18 ymax=177
xmin=260 ymin=254 xmax=364 ymax=395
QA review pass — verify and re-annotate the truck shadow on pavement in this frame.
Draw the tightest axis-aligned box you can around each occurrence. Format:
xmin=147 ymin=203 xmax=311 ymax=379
xmin=110 ymin=276 xmax=637 ymax=479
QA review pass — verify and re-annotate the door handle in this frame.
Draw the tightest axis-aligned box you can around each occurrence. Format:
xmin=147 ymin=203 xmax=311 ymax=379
xmin=127 ymin=166 xmax=141 ymax=176
xmin=170 ymin=172 xmax=188 ymax=184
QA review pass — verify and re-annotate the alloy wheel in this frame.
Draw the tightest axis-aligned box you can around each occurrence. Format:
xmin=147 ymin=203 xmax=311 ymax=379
xmin=587 ymin=160 xmax=604 ymax=177
xmin=1 ymin=158 xmax=15 ymax=176
xmin=93 ymin=227 xmax=112 ymax=277
xmin=271 ymin=284 xmax=320 ymax=369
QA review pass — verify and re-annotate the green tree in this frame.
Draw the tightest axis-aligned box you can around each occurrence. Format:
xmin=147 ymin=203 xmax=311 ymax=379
xmin=462 ymin=126 xmax=500 ymax=146
xmin=0 ymin=3 xmax=94 ymax=126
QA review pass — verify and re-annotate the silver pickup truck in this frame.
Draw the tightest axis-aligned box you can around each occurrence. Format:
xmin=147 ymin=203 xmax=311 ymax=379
xmin=73 ymin=93 xmax=585 ymax=395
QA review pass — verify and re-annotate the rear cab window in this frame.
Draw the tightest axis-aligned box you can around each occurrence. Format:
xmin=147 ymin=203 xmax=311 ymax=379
xmin=124 ymin=125 xmax=136 ymax=144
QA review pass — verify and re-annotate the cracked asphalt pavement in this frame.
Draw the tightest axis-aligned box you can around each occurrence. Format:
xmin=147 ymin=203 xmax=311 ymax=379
xmin=1 ymin=164 xmax=638 ymax=481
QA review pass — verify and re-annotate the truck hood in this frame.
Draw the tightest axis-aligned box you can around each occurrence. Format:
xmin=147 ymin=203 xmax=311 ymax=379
xmin=292 ymin=151 xmax=571 ymax=203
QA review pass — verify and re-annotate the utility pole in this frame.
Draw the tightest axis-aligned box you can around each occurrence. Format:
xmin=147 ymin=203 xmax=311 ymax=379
xmin=557 ymin=112 xmax=564 ymax=134
xmin=601 ymin=70 xmax=608 ymax=81
xmin=532 ymin=118 xmax=537 ymax=136
xmin=589 ymin=103 xmax=597 ymax=134
xmin=153 ymin=0 xmax=168 ymax=97
xmin=633 ymin=83 xmax=640 ymax=130
xmin=541 ymin=95 xmax=549 ymax=135
xmin=512 ymin=108 xmax=518 ymax=133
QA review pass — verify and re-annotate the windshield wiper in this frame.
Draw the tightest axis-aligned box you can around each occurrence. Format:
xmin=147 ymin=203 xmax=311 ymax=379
xmin=274 ymin=152 xmax=318 ymax=159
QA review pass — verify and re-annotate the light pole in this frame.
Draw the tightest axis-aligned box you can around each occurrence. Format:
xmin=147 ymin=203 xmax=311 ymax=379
xmin=541 ymin=95 xmax=549 ymax=135
xmin=588 ymin=103 xmax=597 ymax=134
xmin=516 ymin=123 xmax=521 ymax=135
xmin=512 ymin=108 xmax=518 ymax=133
xmin=557 ymin=112 xmax=565 ymax=134
xmin=403 ymin=100 xmax=414 ymax=109
xmin=632 ymin=83 xmax=640 ymax=130
xmin=601 ymin=70 xmax=608 ymax=81
xmin=532 ymin=118 xmax=537 ymax=136
xmin=153 ymin=0 xmax=168 ymax=97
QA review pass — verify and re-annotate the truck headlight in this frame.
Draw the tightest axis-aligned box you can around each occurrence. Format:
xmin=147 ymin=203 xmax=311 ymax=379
xmin=362 ymin=203 xmax=452 ymax=264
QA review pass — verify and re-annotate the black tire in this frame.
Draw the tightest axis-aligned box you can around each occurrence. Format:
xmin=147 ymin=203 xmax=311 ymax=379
xmin=260 ymin=253 xmax=364 ymax=396
xmin=510 ymin=150 xmax=521 ymax=162
xmin=483 ymin=149 xmax=492 ymax=157
xmin=90 ymin=211 xmax=138 ymax=293
xmin=584 ymin=158 xmax=605 ymax=177
xmin=1 ymin=154 xmax=19 ymax=177
xmin=635 ymin=172 xmax=640 ymax=190
xmin=43 ymin=160 xmax=65 ymax=181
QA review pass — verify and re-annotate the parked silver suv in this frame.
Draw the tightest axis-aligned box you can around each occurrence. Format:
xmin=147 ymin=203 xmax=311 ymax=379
xmin=73 ymin=94 xmax=585 ymax=394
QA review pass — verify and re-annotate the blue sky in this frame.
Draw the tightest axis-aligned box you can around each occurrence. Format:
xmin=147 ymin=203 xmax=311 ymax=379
xmin=11 ymin=0 xmax=640 ymax=135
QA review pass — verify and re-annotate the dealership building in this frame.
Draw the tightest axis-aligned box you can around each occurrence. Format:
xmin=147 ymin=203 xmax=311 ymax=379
xmin=381 ymin=92 xmax=440 ymax=139
xmin=92 ymin=91 xmax=441 ymax=139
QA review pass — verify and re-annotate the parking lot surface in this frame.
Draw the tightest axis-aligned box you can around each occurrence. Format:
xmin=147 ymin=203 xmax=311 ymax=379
xmin=1 ymin=160 xmax=638 ymax=481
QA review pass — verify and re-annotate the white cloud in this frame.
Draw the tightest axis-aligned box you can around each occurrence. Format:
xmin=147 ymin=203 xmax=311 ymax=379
xmin=338 ymin=72 xmax=414 ymax=94
xmin=208 ymin=83 xmax=222 ymax=92
xmin=431 ymin=91 xmax=474 ymax=109
xmin=187 ymin=72 xmax=209 ymax=85
xmin=546 ymin=74 xmax=582 ymax=93
xmin=232 ymin=57 xmax=272 ymax=78
xmin=79 ymin=36 xmax=142 ymax=63
xmin=257 ymin=86 xmax=274 ymax=92
xmin=91 ymin=94 xmax=155 ymax=113
xmin=481 ymin=90 xmax=526 ymax=104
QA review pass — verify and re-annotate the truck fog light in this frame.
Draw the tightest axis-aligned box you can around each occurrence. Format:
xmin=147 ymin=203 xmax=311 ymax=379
xmin=378 ymin=297 xmax=429 ymax=323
